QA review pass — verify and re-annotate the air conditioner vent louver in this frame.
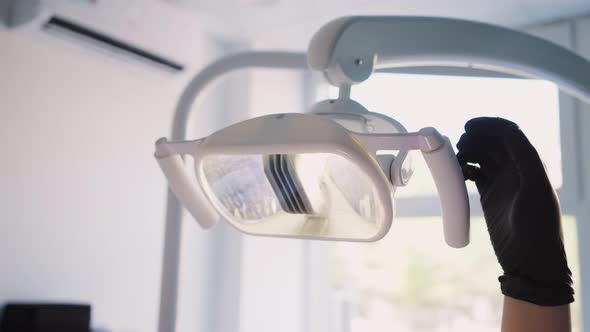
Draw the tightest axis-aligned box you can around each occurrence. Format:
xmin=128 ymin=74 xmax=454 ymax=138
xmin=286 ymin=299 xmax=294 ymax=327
xmin=43 ymin=16 xmax=184 ymax=73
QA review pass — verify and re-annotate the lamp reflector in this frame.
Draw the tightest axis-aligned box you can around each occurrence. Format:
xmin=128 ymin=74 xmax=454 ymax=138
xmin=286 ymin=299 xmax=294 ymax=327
xmin=199 ymin=153 xmax=387 ymax=240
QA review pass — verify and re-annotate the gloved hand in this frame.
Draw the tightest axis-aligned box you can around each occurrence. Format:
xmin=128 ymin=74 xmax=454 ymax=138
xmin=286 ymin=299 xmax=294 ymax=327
xmin=456 ymin=117 xmax=573 ymax=306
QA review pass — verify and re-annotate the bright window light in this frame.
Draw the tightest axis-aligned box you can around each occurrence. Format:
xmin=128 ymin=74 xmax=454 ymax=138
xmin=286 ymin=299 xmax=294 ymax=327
xmin=329 ymin=73 xmax=562 ymax=197
xmin=328 ymin=216 xmax=580 ymax=332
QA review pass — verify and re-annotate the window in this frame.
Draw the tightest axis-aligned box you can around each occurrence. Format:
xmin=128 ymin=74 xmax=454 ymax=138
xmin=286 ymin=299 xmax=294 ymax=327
xmin=233 ymin=70 xmax=581 ymax=332
xmin=313 ymin=73 xmax=582 ymax=331
xmin=327 ymin=216 xmax=580 ymax=331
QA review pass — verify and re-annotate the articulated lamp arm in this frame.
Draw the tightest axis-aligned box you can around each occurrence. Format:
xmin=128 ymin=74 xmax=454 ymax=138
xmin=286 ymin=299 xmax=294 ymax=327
xmin=309 ymin=16 xmax=590 ymax=103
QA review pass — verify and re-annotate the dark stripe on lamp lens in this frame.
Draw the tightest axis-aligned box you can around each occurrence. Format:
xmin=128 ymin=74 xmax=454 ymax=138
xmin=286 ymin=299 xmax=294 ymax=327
xmin=263 ymin=154 xmax=312 ymax=214
xmin=268 ymin=155 xmax=296 ymax=213
xmin=279 ymin=155 xmax=308 ymax=214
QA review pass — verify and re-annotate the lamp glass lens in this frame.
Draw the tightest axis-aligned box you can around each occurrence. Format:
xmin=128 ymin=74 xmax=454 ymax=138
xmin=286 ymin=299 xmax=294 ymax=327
xmin=199 ymin=153 xmax=387 ymax=240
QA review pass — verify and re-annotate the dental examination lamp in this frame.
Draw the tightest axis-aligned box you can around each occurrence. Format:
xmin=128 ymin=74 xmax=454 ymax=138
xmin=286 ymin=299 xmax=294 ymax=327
xmin=155 ymin=16 xmax=590 ymax=332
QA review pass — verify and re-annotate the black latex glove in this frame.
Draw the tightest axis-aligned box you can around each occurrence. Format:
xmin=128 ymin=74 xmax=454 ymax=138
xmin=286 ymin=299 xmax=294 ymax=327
xmin=456 ymin=117 xmax=573 ymax=306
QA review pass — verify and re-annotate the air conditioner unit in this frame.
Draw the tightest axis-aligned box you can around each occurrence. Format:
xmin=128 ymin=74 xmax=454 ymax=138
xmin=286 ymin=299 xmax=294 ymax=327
xmin=2 ymin=0 xmax=186 ymax=74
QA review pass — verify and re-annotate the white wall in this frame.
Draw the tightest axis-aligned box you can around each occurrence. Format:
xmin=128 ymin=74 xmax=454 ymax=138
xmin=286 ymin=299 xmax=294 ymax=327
xmin=0 ymin=21 xmax=217 ymax=331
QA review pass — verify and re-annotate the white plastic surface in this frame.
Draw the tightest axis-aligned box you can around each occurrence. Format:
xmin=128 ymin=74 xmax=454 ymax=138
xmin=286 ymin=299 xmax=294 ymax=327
xmin=156 ymin=151 xmax=218 ymax=229
xmin=421 ymin=135 xmax=470 ymax=248
xmin=310 ymin=105 xmax=413 ymax=186
xmin=355 ymin=127 xmax=470 ymax=248
xmin=307 ymin=17 xmax=352 ymax=70
xmin=157 ymin=112 xmax=469 ymax=247
xmin=190 ymin=113 xmax=395 ymax=242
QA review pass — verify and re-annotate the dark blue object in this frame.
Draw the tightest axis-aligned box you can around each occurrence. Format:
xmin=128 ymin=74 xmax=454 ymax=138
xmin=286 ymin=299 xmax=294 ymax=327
xmin=0 ymin=304 xmax=90 ymax=332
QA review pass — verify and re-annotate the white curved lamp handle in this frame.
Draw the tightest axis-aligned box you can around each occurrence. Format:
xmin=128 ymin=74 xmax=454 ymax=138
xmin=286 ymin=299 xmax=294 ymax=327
xmin=309 ymin=16 xmax=590 ymax=103
xmin=155 ymin=138 xmax=218 ymax=229
xmin=354 ymin=127 xmax=470 ymax=248
xmin=419 ymin=129 xmax=470 ymax=248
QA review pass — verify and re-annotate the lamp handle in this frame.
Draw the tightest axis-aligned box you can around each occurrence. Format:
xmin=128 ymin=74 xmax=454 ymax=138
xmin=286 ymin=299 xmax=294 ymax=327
xmin=419 ymin=128 xmax=470 ymax=248
xmin=155 ymin=138 xmax=219 ymax=229
xmin=354 ymin=127 xmax=470 ymax=247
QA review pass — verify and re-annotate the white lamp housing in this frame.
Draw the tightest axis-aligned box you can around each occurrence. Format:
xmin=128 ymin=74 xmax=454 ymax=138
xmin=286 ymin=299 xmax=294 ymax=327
xmin=155 ymin=113 xmax=469 ymax=245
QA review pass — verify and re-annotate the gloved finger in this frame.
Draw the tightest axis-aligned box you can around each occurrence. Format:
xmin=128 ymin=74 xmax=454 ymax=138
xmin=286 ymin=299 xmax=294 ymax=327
xmin=456 ymin=133 xmax=503 ymax=171
xmin=457 ymin=150 xmax=496 ymax=183
xmin=456 ymin=150 xmax=482 ymax=167
xmin=458 ymin=162 xmax=487 ymax=193
xmin=464 ymin=117 xmax=518 ymax=136
xmin=460 ymin=163 xmax=484 ymax=182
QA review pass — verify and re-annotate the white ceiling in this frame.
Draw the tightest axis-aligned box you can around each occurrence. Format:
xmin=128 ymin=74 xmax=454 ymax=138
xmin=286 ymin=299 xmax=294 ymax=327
xmin=166 ymin=0 xmax=590 ymax=47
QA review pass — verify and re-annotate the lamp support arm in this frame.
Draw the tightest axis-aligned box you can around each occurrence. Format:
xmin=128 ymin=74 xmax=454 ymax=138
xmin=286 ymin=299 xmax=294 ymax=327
xmin=308 ymin=16 xmax=590 ymax=104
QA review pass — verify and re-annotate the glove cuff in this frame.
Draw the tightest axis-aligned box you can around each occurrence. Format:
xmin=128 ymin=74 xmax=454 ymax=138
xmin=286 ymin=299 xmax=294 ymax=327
xmin=499 ymin=275 xmax=574 ymax=306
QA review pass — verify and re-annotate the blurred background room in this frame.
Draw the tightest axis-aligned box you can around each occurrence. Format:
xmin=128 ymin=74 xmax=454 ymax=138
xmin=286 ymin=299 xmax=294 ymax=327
xmin=2 ymin=0 xmax=590 ymax=331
